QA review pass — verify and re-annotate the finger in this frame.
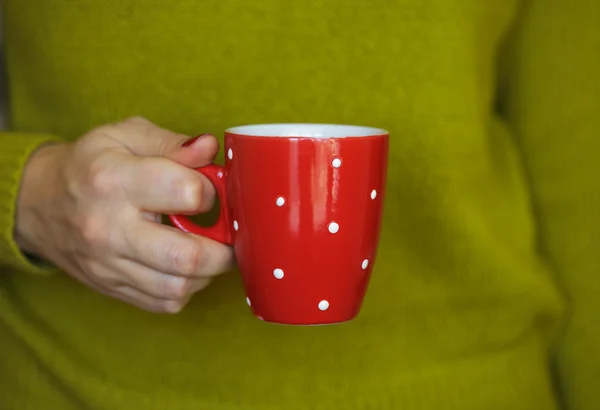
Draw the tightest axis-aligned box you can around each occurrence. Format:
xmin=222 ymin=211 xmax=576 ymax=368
xmin=112 ymin=257 xmax=212 ymax=300
xmin=120 ymin=155 xmax=216 ymax=213
xmin=76 ymin=259 xmax=201 ymax=314
xmin=111 ymin=285 xmax=192 ymax=314
xmin=121 ymin=220 xmax=235 ymax=278
xmin=112 ymin=117 xmax=219 ymax=168
xmin=169 ymin=133 xmax=220 ymax=169
xmin=111 ymin=116 xmax=190 ymax=157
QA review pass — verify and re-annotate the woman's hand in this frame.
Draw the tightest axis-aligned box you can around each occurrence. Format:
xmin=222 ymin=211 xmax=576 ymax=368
xmin=15 ymin=117 xmax=234 ymax=313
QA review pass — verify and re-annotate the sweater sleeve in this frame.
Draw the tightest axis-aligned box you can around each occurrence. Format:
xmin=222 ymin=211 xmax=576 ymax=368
xmin=0 ymin=132 xmax=62 ymax=275
xmin=501 ymin=1 xmax=600 ymax=408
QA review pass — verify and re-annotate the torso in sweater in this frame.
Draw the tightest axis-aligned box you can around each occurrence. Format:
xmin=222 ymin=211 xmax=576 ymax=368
xmin=0 ymin=0 xmax=566 ymax=409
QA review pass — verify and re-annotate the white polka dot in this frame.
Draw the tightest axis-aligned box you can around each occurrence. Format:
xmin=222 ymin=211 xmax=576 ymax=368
xmin=276 ymin=197 xmax=286 ymax=207
xmin=362 ymin=259 xmax=369 ymax=270
xmin=228 ymin=148 xmax=233 ymax=160
xmin=318 ymin=300 xmax=329 ymax=311
xmin=371 ymin=190 xmax=377 ymax=200
xmin=257 ymin=316 xmax=264 ymax=321
xmin=273 ymin=268 xmax=284 ymax=279
xmin=217 ymin=171 xmax=224 ymax=179
xmin=331 ymin=158 xmax=342 ymax=168
xmin=246 ymin=297 xmax=251 ymax=306
xmin=233 ymin=220 xmax=239 ymax=231
xmin=328 ymin=222 xmax=339 ymax=234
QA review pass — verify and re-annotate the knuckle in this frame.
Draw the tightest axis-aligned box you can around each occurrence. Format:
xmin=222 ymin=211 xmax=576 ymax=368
xmin=174 ymin=178 xmax=203 ymax=211
xmin=92 ymin=123 xmax=119 ymax=136
xmin=92 ymin=266 xmax=117 ymax=285
xmin=221 ymin=249 xmax=236 ymax=272
xmin=121 ymin=116 xmax=150 ymax=126
xmin=121 ymin=116 xmax=158 ymax=137
xmin=167 ymin=243 xmax=205 ymax=276
xmin=161 ymin=276 xmax=191 ymax=300
xmin=195 ymin=278 xmax=212 ymax=293
xmin=80 ymin=216 xmax=110 ymax=246
xmin=87 ymin=162 xmax=121 ymax=195
xmin=161 ymin=299 xmax=186 ymax=314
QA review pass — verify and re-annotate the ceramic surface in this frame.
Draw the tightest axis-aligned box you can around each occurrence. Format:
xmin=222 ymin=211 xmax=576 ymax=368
xmin=170 ymin=124 xmax=389 ymax=325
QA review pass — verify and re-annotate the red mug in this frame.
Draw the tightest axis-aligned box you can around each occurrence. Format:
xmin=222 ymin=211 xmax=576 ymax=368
xmin=170 ymin=124 xmax=389 ymax=325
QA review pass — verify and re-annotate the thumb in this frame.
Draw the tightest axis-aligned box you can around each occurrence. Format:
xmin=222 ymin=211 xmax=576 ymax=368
xmin=114 ymin=117 xmax=219 ymax=168
xmin=168 ymin=133 xmax=220 ymax=168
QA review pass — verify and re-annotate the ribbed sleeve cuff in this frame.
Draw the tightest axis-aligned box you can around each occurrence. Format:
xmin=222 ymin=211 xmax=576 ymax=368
xmin=0 ymin=133 xmax=62 ymax=275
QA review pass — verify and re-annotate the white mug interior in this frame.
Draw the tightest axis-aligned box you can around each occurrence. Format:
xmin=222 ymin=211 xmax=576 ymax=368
xmin=225 ymin=123 xmax=388 ymax=138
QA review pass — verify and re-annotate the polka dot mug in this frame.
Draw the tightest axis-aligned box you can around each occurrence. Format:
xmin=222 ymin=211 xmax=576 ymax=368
xmin=170 ymin=124 xmax=389 ymax=325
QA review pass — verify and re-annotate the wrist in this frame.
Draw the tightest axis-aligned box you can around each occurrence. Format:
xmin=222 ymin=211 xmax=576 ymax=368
xmin=14 ymin=143 xmax=70 ymax=257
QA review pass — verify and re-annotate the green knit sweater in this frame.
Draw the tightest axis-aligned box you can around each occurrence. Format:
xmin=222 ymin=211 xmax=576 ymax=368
xmin=0 ymin=1 xmax=598 ymax=409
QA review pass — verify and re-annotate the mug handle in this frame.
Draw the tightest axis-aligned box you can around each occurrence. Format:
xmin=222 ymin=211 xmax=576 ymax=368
xmin=168 ymin=164 xmax=233 ymax=245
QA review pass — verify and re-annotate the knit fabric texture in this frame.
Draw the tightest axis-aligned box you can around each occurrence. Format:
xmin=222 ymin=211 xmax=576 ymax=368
xmin=0 ymin=0 xmax=598 ymax=409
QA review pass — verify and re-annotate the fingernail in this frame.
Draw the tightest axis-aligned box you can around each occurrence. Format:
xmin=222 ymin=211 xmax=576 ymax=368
xmin=182 ymin=134 xmax=211 ymax=147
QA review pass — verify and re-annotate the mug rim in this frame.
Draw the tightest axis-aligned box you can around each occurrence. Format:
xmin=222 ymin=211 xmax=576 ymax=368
xmin=225 ymin=123 xmax=388 ymax=139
